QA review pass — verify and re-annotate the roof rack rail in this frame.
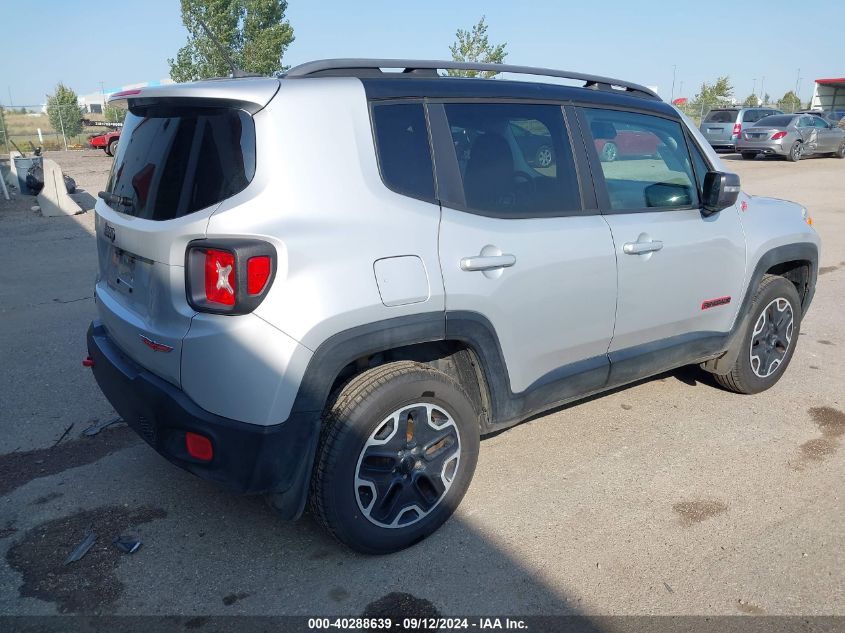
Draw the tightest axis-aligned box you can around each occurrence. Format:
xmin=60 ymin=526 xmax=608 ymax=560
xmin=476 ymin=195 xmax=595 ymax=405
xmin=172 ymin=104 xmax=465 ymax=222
xmin=284 ymin=58 xmax=660 ymax=100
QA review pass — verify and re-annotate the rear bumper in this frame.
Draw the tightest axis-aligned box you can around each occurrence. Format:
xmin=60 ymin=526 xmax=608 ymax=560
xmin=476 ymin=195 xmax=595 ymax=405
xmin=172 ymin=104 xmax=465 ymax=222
xmin=86 ymin=320 xmax=319 ymax=509
xmin=704 ymin=138 xmax=738 ymax=150
xmin=736 ymin=140 xmax=787 ymax=155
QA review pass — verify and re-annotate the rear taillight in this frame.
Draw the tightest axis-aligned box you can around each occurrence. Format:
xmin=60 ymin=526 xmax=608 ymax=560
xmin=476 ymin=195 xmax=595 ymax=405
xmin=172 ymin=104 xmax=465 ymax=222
xmin=247 ymin=256 xmax=271 ymax=295
xmin=186 ymin=239 xmax=276 ymax=315
xmin=771 ymin=131 xmax=787 ymax=140
xmin=204 ymin=249 xmax=236 ymax=306
xmin=732 ymin=123 xmax=742 ymax=137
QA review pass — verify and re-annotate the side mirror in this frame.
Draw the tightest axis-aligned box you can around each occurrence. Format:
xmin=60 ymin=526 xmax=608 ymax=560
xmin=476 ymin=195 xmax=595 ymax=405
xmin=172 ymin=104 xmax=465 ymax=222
xmin=702 ymin=171 xmax=741 ymax=215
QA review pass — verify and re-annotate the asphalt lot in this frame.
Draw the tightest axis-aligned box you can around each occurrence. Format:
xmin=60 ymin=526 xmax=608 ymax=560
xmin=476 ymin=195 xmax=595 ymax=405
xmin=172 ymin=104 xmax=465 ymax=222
xmin=0 ymin=150 xmax=843 ymax=620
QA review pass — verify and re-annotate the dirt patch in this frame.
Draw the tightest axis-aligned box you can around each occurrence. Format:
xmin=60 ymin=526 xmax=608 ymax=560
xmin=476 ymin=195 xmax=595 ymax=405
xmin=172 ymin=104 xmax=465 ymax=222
xmin=621 ymin=404 xmax=633 ymax=411
xmin=222 ymin=591 xmax=250 ymax=606
xmin=792 ymin=407 xmax=845 ymax=470
xmin=0 ymin=521 xmax=18 ymax=539
xmin=818 ymin=266 xmax=838 ymax=275
xmin=672 ymin=500 xmax=728 ymax=525
xmin=737 ymin=599 xmax=765 ymax=614
xmin=6 ymin=505 xmax=166 ymax=613
xmin=817 ymin=340 xmax=835 ymax=346
xmin=810 ymin=407 xmax=845 ymax=438
xmin=31 ymin=492 xmax=64 ymax=505
xmin=329 ymin=586 xmax=350 ymax=602
xmin=799 ymin=438 xmax=835 ymax=461
xmin=0 ymin=424 xmax=139 ymax=497
xmin=362 ymin=592 xmax=440 ymax=629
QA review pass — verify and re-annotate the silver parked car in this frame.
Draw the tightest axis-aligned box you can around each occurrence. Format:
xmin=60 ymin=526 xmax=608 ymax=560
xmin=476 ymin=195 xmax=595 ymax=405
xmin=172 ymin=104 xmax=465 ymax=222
xmin=737 ymin=113 xmax=845 ymax=161
xmin=86 ymin=59 xmax=819 ymax=553
xmin=699 ymin=107 xmax=782 ymax=151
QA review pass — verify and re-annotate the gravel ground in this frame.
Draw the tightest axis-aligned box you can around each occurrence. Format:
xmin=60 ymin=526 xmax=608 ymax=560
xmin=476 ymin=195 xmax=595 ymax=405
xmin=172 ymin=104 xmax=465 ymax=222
xmin=0 ymin=150 xmax=842 ymax=622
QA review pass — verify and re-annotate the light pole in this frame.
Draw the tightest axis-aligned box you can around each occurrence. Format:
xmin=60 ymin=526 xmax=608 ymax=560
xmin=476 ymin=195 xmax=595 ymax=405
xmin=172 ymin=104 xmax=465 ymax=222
xmin=671 ymin=65 xmax=677 ymax=102
xmin=760 ymin=76 xmax=765 ymax=104
xmin=752 ymin=78 xmax=757 ymax=100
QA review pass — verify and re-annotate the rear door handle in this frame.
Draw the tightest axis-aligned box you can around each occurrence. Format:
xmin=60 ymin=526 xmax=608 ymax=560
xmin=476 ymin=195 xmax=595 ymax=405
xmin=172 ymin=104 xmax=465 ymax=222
xmin=623 ymin=240 xmax=663 ymax=255
xmin=460 ymin=254 xmax=517 ymax=271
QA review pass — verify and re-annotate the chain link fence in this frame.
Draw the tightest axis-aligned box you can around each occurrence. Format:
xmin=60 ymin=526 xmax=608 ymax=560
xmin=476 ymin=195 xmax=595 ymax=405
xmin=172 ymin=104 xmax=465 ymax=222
xmin=0 ymin=104 xmax=121 ymax=155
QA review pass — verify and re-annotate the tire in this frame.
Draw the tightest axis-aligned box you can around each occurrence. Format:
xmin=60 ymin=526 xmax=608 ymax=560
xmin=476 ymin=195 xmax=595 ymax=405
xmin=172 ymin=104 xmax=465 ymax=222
xmin=713 ymin=275 xmax=801 ymax=395
xmin=310 ymin=361 xmax=480 ymax=554
xmin=107 ymin=139 xmax=118 ymax=157
xmin=741 ymin=152 xmax=757 ymax=160
xmin=786 ymin=141 xmax=803 ymax=162
xmin=600 ymin=142 xmax=618 ymax=162
xmin=535 ymin=145 xmax=554 ymax=168
xmin=833 ymin=142 xmax=845 ymax=159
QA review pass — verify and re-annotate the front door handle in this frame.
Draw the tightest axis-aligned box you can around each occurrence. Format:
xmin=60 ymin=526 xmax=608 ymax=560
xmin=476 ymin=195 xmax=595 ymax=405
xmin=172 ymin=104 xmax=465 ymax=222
xmin=623 ymin=240 xmax=663 ymax=255
xmin=460 ymin=254 xmax=517 ymax=271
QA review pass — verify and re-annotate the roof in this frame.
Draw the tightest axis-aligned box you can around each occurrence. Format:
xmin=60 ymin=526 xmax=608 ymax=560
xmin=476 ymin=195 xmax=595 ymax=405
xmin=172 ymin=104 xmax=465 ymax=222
xmin=815 ymin=77 xmax=845 ymax=85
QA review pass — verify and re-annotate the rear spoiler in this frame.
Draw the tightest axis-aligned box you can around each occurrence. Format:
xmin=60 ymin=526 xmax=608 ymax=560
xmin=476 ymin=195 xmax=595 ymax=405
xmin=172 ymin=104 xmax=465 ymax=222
xmin=108 ymin=78 xmax=281 ymax=115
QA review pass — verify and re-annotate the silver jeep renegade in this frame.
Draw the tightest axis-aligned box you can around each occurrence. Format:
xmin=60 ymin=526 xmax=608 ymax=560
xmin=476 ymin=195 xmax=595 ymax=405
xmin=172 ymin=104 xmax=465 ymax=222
xmin=86 ymin=59 xmax=819 ymax=554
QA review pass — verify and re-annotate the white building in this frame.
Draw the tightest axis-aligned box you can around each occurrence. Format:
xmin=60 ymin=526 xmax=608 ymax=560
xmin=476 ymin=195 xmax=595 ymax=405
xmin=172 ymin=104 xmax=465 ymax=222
xmin=78 ymin=78 xmax=175 ymax=113
xmin=810 ymin=77 xmax=845 ymax=114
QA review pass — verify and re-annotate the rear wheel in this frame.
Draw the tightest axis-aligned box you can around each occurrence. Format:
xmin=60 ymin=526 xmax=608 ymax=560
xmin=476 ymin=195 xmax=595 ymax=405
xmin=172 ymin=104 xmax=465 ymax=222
xmin=107 ymin=139 xmax=118 ymax=157
xmin=741 ymin=152 xmax=757 ymax=160
xmin=600 ymin=142 xmax=618 ymax=162
xmin=310 ymin=361 xmax=480 ymax=554
xmin=713 ymin=275 xmax=801 ymax=394
xmin=786 ymin=141 xmax=803 ymax=162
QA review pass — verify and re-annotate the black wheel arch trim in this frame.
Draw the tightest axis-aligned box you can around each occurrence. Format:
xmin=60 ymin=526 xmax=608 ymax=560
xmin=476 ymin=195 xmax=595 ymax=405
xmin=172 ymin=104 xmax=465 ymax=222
xmin=703 ymin=241 xmax=817 ymax=374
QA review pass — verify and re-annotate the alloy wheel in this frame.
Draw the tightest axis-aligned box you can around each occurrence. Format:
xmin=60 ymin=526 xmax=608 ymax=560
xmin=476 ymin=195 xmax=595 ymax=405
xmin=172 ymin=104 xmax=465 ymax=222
xmin=355 ymin=403 xmax=461 ymax=528
xmin=749 ymin=297 xmax=794 ymax=378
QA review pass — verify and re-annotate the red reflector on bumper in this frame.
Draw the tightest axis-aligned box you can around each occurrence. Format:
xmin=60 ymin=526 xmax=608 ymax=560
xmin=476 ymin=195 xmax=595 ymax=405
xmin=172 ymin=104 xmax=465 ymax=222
xmin=185 ymin=432 xmax=213 ymax=461
xmin=82 ymin=356 xmax=95 ymax=367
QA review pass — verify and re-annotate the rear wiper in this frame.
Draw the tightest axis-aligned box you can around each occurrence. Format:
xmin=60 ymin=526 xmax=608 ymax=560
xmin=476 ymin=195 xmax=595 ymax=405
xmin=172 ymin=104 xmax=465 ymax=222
xmin=98 ymin=191 xmax=133 ymax=208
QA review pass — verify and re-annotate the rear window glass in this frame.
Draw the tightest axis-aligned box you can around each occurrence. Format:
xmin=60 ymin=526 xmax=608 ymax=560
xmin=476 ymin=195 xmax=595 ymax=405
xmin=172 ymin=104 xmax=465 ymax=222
xmin=371 ymin=103 xmax=435 ymax=202
xmin=105 ymin=107 xmax=255 ymax=220
xmin=753 ymin=115 xmax=794 ymax=127
xmin=704 ymin=110 xmax=736 ymax=123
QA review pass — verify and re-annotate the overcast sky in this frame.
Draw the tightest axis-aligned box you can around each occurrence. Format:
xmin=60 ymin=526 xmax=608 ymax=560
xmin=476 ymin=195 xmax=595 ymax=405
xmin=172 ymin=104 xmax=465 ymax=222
xmin=3 ymin=0 xmax=843 ymax=106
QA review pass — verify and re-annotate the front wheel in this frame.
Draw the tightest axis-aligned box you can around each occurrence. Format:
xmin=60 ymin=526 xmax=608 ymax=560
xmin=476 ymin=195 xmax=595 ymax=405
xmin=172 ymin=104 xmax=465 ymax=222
xmin=713 ymin=275 xmax=801 ymax=394
xmin=833 ymin=142 xmax=845 ymax=159
xmin=310 ymin=361 xmax=480 ymax=554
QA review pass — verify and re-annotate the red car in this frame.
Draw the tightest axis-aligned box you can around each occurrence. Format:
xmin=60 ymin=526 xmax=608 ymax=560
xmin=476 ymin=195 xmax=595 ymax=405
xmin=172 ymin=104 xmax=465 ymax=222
xmin=88 ymin=129 xmax=121 ymax=156
xmin=594 ymin=129 xmax=661 ymax=162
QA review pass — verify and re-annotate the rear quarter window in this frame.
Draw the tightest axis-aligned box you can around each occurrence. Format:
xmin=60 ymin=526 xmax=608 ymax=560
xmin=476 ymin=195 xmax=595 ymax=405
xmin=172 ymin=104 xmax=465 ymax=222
xmin=105 ymin=107 xmax=255 ymax=220
xmin=371 ymin=103 xmax=436 ymax=202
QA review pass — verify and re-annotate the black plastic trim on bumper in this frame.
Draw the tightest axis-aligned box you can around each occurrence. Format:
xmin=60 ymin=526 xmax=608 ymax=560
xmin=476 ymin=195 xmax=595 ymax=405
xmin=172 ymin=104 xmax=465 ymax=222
xmin=86 ymin=321 xmax=319 ymax=503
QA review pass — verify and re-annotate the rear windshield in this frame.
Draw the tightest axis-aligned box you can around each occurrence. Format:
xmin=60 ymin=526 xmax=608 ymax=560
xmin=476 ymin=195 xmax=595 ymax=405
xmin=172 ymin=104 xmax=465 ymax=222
xmin=105 ymin=107 xmax=255 ymax=220
xmin=704 ymin=110 xmax=737 ymax=123
xmin=753 ymin=115 xmax=795 ymax=127
xmin=742 ymin=109 xmax=769 ymax=123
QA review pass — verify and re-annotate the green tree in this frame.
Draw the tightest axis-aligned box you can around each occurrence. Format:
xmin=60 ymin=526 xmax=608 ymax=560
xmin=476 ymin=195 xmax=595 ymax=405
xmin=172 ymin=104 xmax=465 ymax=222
xmin=103 ymin=104 xmax=126 ymax=123
xmin=168 ymin=0 xmax=294 ymax=82
xmin=46 ymin=83 xmax=84 ymax=137
xmin=691 ymin=76 xmax=734 ymax=109
xmin=743 ymin=93 xmax=759 ymax=107
xmin=447 ymin=16 xmax=508 ymax=78
xmin=777 ymin=90 xmax=801 ymax=113
xmin=763 ymin=93 xmax=771 ymax=106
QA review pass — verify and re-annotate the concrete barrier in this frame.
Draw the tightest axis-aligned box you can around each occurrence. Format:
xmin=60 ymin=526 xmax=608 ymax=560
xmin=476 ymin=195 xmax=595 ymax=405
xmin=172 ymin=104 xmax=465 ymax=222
xmin=37 ymin=159 xmax=82 ymax=217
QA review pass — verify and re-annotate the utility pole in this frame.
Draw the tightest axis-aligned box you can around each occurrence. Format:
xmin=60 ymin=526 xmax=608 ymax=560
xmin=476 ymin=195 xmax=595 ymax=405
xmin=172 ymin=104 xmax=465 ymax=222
xmin=671 ymin=65 xmax=677 ymax=102
xmin=760 ymin=76 xmax=765 ymax=104
xmin=752 ymin=78 xmax=757 ymax=99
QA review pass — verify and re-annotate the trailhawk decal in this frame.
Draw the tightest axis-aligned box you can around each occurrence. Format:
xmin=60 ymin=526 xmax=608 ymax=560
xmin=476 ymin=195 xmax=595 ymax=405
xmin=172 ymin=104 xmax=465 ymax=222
xmin=701 ymin=296 xmax=732 ymax=310
xmin=140 ymin=335 xmax=173 ymax=353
